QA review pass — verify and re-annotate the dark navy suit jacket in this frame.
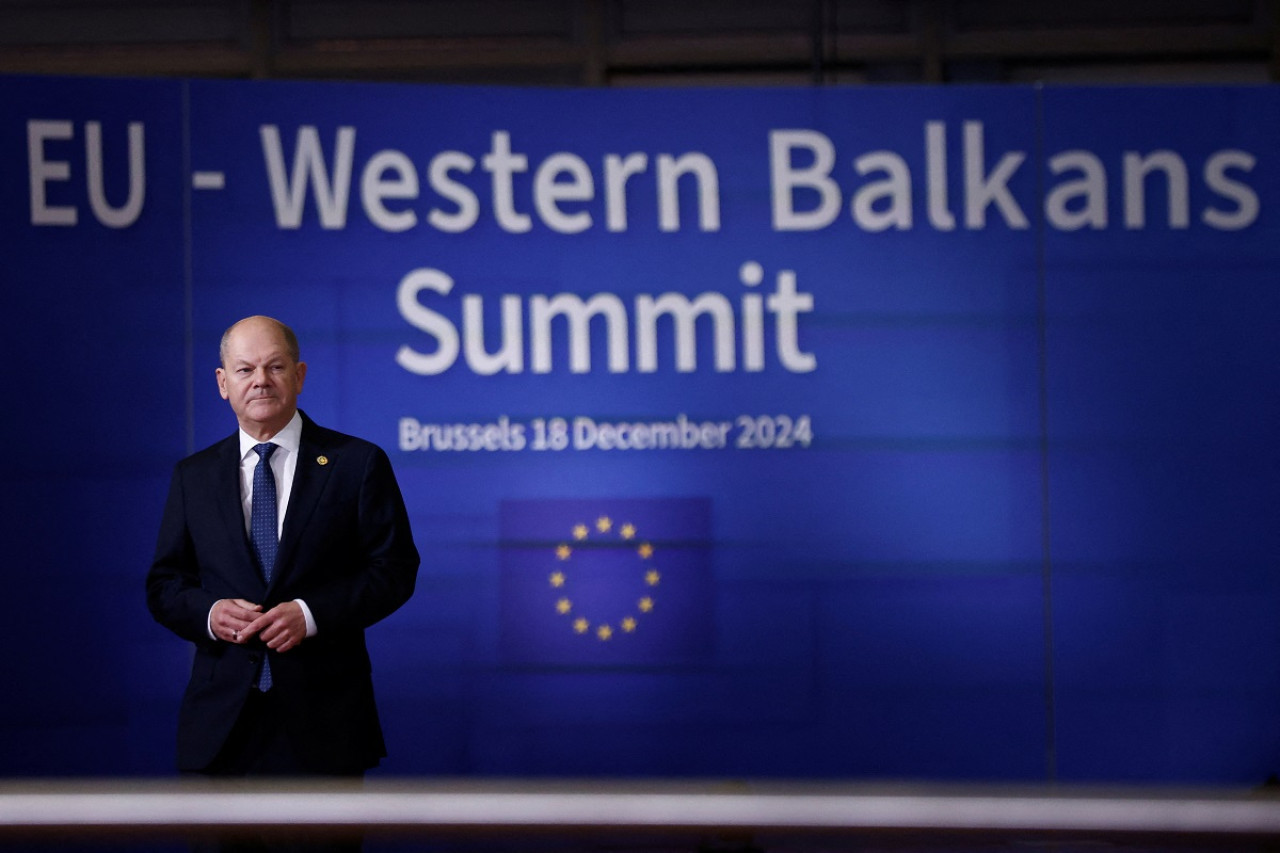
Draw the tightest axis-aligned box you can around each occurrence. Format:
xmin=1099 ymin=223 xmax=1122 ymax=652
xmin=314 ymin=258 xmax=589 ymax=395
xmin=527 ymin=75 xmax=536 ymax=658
xmin=146 ymin=412 xmax=419 ymax=773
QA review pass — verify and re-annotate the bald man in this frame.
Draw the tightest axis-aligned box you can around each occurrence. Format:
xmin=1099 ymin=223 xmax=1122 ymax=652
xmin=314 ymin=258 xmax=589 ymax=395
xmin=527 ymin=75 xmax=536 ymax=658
xmin=147 ymin=316 xmax=419 ymax=779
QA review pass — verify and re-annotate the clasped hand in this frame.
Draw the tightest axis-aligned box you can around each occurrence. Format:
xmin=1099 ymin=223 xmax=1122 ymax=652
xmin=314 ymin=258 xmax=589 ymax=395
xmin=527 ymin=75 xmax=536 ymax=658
xmin=213 ymin=598 xmax=306 ymax=652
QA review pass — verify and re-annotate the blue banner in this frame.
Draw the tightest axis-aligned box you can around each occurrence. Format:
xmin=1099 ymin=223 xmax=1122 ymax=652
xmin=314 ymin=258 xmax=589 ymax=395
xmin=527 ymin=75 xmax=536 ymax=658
xmin=1 ymin=74 xmax=1277 ymax=783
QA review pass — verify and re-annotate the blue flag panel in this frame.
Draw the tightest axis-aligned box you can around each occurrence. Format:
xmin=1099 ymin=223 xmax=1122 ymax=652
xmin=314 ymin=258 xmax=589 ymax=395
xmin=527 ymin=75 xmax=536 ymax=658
xmin=499 ymin=498 xmax=712 ymax=664
xmin=1 ymin=74 xmax=1278 ymax=783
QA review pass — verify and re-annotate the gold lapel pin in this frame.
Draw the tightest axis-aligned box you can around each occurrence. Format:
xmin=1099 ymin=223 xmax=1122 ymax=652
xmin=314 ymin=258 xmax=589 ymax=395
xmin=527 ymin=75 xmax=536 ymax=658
xmin=317 ymin=455 xmax=329 ymax=466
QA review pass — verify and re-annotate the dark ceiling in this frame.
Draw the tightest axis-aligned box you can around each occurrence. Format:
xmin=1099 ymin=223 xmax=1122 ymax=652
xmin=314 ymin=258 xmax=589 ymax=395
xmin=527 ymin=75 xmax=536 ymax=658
xmin=1 ymin=0 xmax=1276 ymax=86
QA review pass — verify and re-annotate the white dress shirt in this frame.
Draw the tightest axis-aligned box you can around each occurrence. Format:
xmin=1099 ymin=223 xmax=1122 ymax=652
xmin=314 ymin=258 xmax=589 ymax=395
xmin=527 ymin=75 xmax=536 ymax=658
xmin=237 ymin=410 xmax=302 ymax=541
xmin=207 ymin=410 xmax=317 ymax=639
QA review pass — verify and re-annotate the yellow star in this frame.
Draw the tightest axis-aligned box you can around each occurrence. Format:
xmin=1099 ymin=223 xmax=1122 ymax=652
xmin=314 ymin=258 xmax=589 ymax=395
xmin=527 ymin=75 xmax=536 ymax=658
xmin=572 ymin=524 xmax=589 ymax=541
xmin=638 ymin=597 xmax=654 ymax=613
xmin=620 ymin=523 xmax=636 ymax=540
xmin=556 ymin=598 xmax=572 ymax=614
xmin=645 ymin=570 xmax=660 ymax=586
xmin=597 ymin=624 xmax=613 ymax=640
xmin=549 ymin=571 xmax=565 ymax=588
xmin=596 ymin=516 xmax=612 ymax=533
xmin=556 ymin=544 xmax=572 ymax=560
xmin=573 ymin=618 xmax=589 ymax=634
xmin=621 ymin=617 xmax=637 ymax=633
xmin=637 ymin=543 xmax=654 ymax=559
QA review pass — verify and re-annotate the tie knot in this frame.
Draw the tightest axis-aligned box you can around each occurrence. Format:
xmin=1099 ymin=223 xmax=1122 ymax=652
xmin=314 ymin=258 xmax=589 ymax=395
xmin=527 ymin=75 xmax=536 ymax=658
xmin=254 ymin=442 xmax=277 ymax=462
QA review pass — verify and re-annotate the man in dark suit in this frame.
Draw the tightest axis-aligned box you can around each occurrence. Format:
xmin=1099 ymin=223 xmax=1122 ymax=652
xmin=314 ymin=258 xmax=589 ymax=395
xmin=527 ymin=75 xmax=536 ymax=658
xmin=147 ymin=315 xmax=419 ymax=779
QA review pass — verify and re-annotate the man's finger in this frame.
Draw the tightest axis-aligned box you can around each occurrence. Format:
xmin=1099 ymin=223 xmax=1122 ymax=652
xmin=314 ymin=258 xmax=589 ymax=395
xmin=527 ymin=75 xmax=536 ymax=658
xmin=260 ymin=603 xmax=305 ymax=650
xmin=239 ymin=613 xmax=271 ymax=639
xmin=258 ymin=613 xmax=290 ymax=644
xmin=215 ymin=599 xmax=262 ymax=622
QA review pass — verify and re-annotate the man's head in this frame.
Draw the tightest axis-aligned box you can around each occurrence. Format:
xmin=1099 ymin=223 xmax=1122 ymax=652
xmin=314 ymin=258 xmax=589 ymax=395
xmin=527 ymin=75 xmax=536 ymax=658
xmin=216 ymin=315 xmax=307 ymax=440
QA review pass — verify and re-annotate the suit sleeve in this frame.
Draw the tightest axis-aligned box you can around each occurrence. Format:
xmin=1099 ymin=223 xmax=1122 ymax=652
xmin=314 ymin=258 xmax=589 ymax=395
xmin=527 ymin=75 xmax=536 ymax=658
xmin=146 ymin=463 xmax=220 ymax=644
xmin=298 ymin=446 xmax=419 ymax=633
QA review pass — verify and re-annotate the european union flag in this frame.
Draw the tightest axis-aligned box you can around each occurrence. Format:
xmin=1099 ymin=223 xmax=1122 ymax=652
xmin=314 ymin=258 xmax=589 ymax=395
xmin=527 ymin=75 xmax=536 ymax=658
xmin=500 ymin=498 xmax=713 ymax=665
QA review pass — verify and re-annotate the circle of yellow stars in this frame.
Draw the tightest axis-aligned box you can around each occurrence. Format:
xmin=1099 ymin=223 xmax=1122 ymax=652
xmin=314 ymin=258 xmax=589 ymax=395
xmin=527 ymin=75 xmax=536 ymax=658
xmin=549 ymin=515 xmax=659 ymax=641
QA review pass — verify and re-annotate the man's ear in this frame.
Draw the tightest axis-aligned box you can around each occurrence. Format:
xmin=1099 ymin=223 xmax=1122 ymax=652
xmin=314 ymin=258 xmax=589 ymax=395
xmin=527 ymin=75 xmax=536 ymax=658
xmin=215 ymin=367 xmax=230 ymax=400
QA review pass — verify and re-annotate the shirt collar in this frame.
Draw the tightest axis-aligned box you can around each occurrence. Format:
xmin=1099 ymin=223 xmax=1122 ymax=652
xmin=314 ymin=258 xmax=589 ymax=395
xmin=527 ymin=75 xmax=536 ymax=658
xmin=238 ymin=410 xmax=303 ymax=461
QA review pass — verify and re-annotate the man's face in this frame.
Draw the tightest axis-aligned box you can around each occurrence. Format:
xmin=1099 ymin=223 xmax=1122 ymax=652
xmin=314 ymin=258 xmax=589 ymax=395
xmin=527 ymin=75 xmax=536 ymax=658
xmin=216 ymin=319 xmax=307 ymax=440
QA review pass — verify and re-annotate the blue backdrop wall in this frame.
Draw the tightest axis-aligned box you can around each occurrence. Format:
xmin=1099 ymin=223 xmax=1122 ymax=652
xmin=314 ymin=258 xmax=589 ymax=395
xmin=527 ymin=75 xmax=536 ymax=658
xmin=1 ymin=75 xmax=1277 ymax=783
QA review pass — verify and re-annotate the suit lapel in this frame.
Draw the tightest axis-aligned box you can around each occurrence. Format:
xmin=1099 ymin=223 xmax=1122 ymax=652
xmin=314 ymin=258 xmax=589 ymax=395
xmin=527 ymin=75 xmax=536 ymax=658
xmin=270 ymin=418 xmax=332 ymax=593
xmin=216 ymin=435 xmax=267 ymax=594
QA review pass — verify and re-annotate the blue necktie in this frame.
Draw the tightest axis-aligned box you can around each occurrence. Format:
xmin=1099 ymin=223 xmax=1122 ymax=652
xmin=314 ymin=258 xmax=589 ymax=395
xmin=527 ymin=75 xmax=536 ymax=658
xmin=251 ymin=442 xmax=278 ymax=690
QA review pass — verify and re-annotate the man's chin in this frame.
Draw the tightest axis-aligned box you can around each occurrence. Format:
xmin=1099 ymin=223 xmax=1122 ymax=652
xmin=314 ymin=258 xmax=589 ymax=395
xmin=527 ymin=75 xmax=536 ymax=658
xmin=244 ymin=400 xmax=282 ymax=419
xmin=239 ymin=403 xmax=291 ymax=434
